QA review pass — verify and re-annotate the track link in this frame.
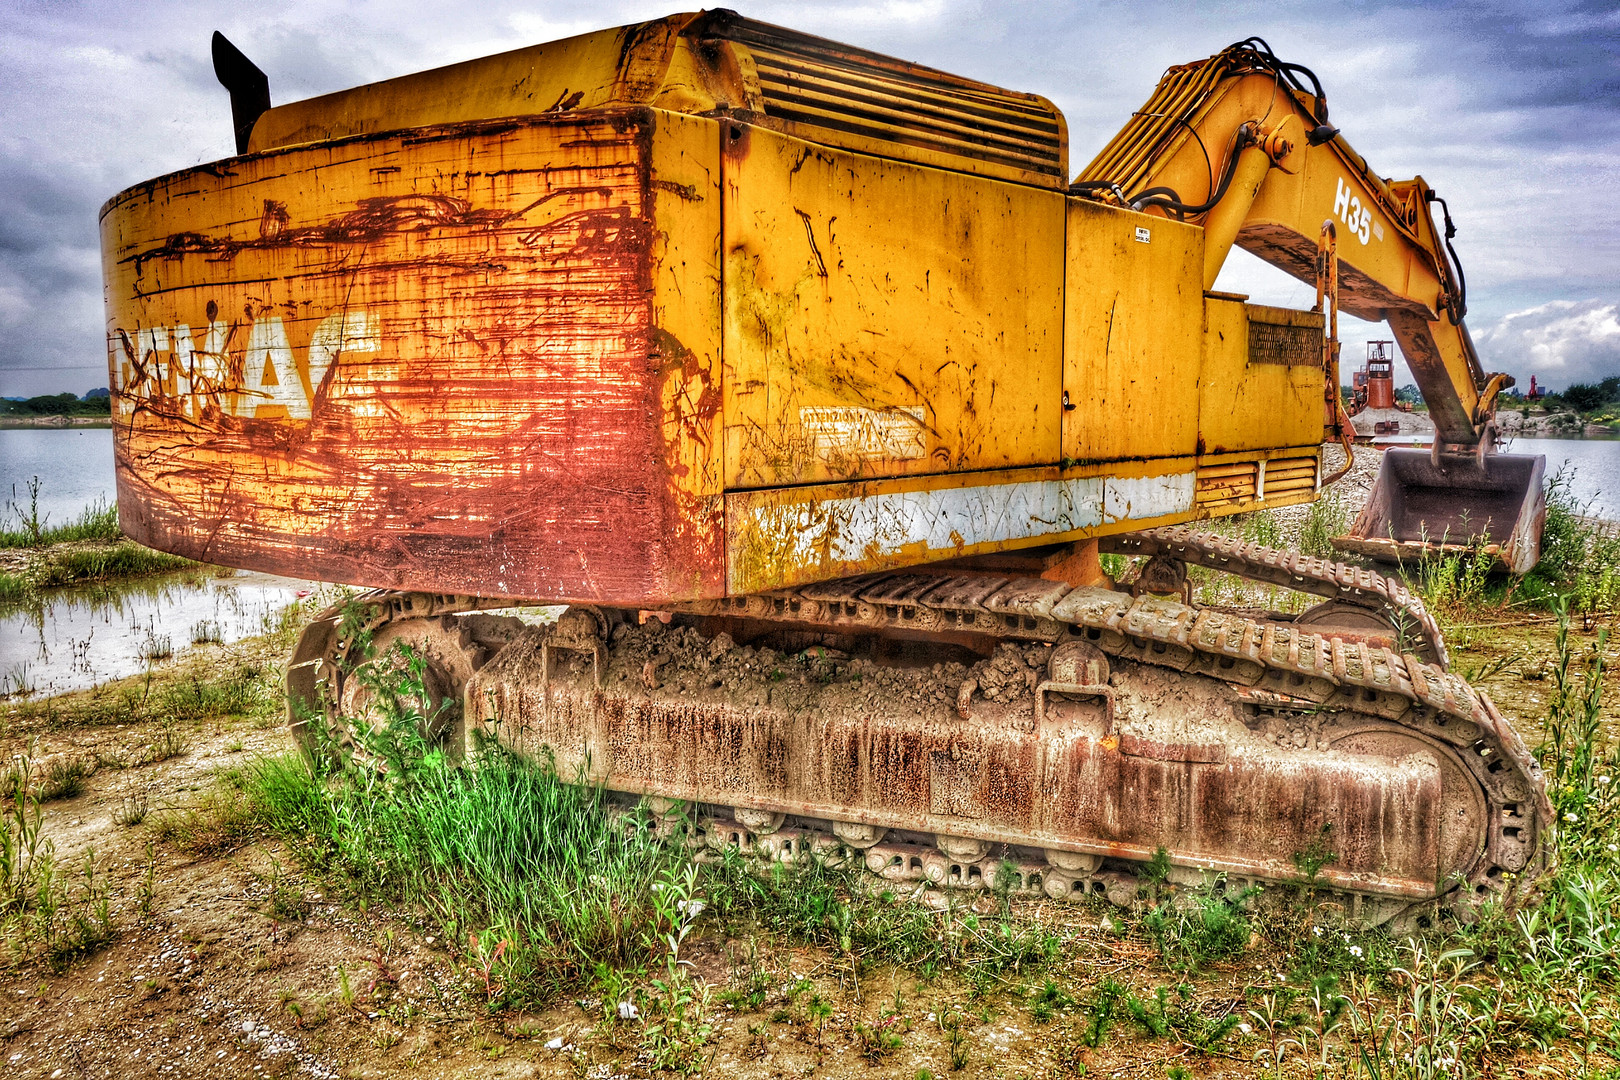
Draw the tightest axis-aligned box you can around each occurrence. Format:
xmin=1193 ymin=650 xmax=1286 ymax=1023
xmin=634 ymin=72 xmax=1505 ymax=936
xmin=1101 ymin=526 xmax=1449 ymax=668
xmin=285 ymin=531 xmax=1551 ymax=924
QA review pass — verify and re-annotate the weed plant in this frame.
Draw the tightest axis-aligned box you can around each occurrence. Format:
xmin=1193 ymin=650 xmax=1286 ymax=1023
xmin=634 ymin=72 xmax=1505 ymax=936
xmin=1140 ymin=881 xmax=1255 ymax=972
xmin=0 ymin=480 xmax=121 ymax=549
xmin=0 ymin=572 xmax=26 ymax=604
xmin=1299 ymin=488 xmax=1350 ymax=559
xmin=702 ymin=848 xmax=1060 ymax=979
xmin=8 ymin=663 xmax=272 ymax=736
xmin=30 ymin=543 xmax=193 ymax=590
xmin=137 ymin=627 xmax=173 ymax=662
xmin=0 ymin=747 xmax=115 ymax=971
xmin=1539 ymin=599 xmax=1613 ymax=842
xmin=1522 ymin=467 xmax=1620 ymax=620
xmin=1411 ymin=534 xmax=1497 ymax=622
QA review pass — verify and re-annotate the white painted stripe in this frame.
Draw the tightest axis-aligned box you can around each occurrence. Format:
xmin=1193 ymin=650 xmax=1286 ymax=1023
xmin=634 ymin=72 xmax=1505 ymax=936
xmin=740 ymin=470 xmax=1196 ymax=573
xmin=1101 ymin=472 xmax=1198 ymax=524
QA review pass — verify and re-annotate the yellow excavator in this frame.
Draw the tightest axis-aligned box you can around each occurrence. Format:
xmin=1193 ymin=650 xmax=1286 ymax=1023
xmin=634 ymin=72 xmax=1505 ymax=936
xmin=101 ymin=12 xmax=1549 ymax=925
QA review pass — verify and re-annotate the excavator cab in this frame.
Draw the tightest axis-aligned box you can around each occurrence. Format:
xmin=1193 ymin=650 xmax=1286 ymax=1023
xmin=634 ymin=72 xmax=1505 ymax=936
xmin=1335 ymin=446 xmax=1546 ymax=574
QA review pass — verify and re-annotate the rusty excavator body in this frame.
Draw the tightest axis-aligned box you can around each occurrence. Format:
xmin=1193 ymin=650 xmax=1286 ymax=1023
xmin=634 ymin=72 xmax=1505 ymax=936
xmin=100 ymin=12 xmax=1551 ymax=924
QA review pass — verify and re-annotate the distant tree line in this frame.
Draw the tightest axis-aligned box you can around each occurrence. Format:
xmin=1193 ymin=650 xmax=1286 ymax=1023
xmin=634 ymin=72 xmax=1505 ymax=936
xmin=0 ymin=391 xmax=112 ymax=417
xmin=1554 ymin=376 xmax=1620 ymax=413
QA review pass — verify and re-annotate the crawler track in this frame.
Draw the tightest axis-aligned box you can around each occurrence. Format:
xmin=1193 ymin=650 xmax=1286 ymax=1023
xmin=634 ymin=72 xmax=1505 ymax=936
xmin=286 ymin=532 xmax=1551 ymax=927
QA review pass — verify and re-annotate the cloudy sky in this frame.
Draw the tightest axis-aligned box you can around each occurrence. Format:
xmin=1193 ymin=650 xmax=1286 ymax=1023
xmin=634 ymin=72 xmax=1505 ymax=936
xmin=1 ymin=0 xmax=1616 ymax=396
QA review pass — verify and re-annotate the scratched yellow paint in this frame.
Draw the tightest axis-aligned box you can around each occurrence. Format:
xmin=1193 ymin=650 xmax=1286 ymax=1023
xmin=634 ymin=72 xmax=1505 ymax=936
xmin=103 ymin=13 xmax=1374 ymax=604
xmin=649 ymin=110 xmax=726 ymax=595
xmin=721 ymin=123 xmax=1065 ymax=489
xmin=248 ymin=17 xmax=705 ymax=151
xmin=1061 ymin=199 xmax=1203 ymax=464
xmin=1199 ymin=297 xmax=1326 ymax=454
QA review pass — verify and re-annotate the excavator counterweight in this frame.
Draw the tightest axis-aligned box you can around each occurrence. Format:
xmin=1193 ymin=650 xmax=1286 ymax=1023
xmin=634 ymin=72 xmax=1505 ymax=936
xmin=101 ymin=12 xmax=1551 ymax=923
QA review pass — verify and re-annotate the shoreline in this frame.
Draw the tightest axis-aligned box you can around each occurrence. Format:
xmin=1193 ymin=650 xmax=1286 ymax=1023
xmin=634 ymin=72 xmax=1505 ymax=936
xmin=0 ymin=415 xmax=111 ymax=429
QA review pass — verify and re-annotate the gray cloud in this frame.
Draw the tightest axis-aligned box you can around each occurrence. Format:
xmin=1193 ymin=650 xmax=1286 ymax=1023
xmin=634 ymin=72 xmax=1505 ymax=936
xmin=1473 ymin=300 xmax=1620 ymax=390
xmin=0 ymin=0 xmax=1615 ymax=398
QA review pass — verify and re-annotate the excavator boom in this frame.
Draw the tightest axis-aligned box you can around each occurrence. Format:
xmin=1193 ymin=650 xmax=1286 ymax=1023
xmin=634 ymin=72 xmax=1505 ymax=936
xmin=1076 ymin=41 xmax=1543 ymax=568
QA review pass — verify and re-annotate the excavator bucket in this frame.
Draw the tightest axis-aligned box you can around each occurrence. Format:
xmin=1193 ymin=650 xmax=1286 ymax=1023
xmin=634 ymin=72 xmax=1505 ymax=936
xmin=1333 ymin=448 xmax=1546 ymax=574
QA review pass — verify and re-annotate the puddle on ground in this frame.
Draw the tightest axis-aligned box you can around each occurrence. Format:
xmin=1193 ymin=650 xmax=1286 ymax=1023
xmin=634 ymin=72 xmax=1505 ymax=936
xmin=0 ymin=569 xmax=326 ymax=697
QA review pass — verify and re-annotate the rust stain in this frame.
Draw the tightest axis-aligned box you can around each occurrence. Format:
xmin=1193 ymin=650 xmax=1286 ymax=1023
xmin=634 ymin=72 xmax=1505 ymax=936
xmin=482 ymin=661 xmax=1452 ymax=896
xmin=105 ymin=109 xmax=725 ymax=604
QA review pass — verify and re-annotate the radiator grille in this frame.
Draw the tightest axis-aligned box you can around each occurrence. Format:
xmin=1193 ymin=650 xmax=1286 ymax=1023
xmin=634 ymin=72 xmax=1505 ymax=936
xmin=1246 ymin=304 xmax=1324 ymax=367
xmin=701 ymin=15 xmax=1065 ymax=183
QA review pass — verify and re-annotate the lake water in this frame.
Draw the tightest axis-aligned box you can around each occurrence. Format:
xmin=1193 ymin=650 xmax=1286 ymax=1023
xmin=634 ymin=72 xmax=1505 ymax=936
xmin=1 ymin=426 xmax=319 ymax=697
xmin=1502 ymin=436 xmax=1620 ymax=519
xmin=0 ymin=570 xmax=324 ymax=698
xmin=1 ymin=426 xmax=117 ymax=529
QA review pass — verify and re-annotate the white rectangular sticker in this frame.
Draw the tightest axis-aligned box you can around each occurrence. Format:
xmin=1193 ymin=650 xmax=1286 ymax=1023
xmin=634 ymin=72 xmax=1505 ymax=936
xmin=1134 ymin=226 xmax=1151 ymax=244
xmin=800 ymin=405 xmax=927 ymax=462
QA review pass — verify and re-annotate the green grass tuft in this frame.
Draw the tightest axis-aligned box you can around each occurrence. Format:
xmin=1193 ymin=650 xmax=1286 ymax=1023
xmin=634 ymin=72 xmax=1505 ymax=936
xmin=30 ymin=543 xmax=193 ymax=589
xmin=0 ymin=485 xmax=121 ymax=549
xmin=235 ymin=741 xmax=684 ymax=1007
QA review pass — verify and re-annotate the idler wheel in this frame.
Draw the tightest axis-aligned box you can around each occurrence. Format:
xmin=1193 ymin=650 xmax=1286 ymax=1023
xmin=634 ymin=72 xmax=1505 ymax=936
xmin=1327 ymin=721 xmax=1488 ymax=896
xmin=336 ymin=616 xmax=474 ymax=760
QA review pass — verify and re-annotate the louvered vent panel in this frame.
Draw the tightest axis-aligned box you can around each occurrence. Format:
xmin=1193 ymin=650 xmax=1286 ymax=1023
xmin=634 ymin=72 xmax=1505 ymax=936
xmin=1196 ymin=462 xmax=1259 ymax=509
xmin=1264 ymin=457 xmax=1318 ymax=498
xmin=705 ymin=17 xmax=1065 ymax=182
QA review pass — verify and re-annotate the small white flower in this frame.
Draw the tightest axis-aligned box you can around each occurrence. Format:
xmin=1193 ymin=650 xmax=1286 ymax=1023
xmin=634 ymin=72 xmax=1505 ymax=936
xmin=677 ymin=899 xmax=706 ymax=920
xmin=1349 ymin=945 xmax=1364 ymax=958
xmin=1312 ymin=926 xmax=1323 ymax=937
xmin=1566 ymin=812 xmax=1580 ymax=823
xmin=1609 ymin=844 xmax=1617 ymax=853
xmin=618 ymin=1000 xmax=640 ymax=1020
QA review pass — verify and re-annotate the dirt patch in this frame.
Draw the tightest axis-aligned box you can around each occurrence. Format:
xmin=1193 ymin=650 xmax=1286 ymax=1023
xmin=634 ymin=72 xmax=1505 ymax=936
xmin=0 ymin=626 xmax=1412 ymax=1080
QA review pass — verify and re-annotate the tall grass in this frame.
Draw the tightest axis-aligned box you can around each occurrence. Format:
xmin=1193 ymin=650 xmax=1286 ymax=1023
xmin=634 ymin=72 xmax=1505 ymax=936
xmin=1522 ymin=467 xmax=1620 ymax=619
xmin=1411 ymin=536 xmax=1497 ymax=621
xmin=239 ymin=650 xmax=684 ymax=1004
xmin=0 ymin=747 xmax=115 ymax=971
xmin=1537 ymin=600 xmax=1614 ymax=861
xmin=1299 ymin=489 xmax=1351 ymax=559
xmin=29 ymin=543 xmax=192 ymax=589
xmin=703 ymin=848 xmax=1059 ymax=978
xmin=240 ymin=745 xmax=682 ymax=1006
xmin=0 ymin=480 xmax=121 ymax=549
